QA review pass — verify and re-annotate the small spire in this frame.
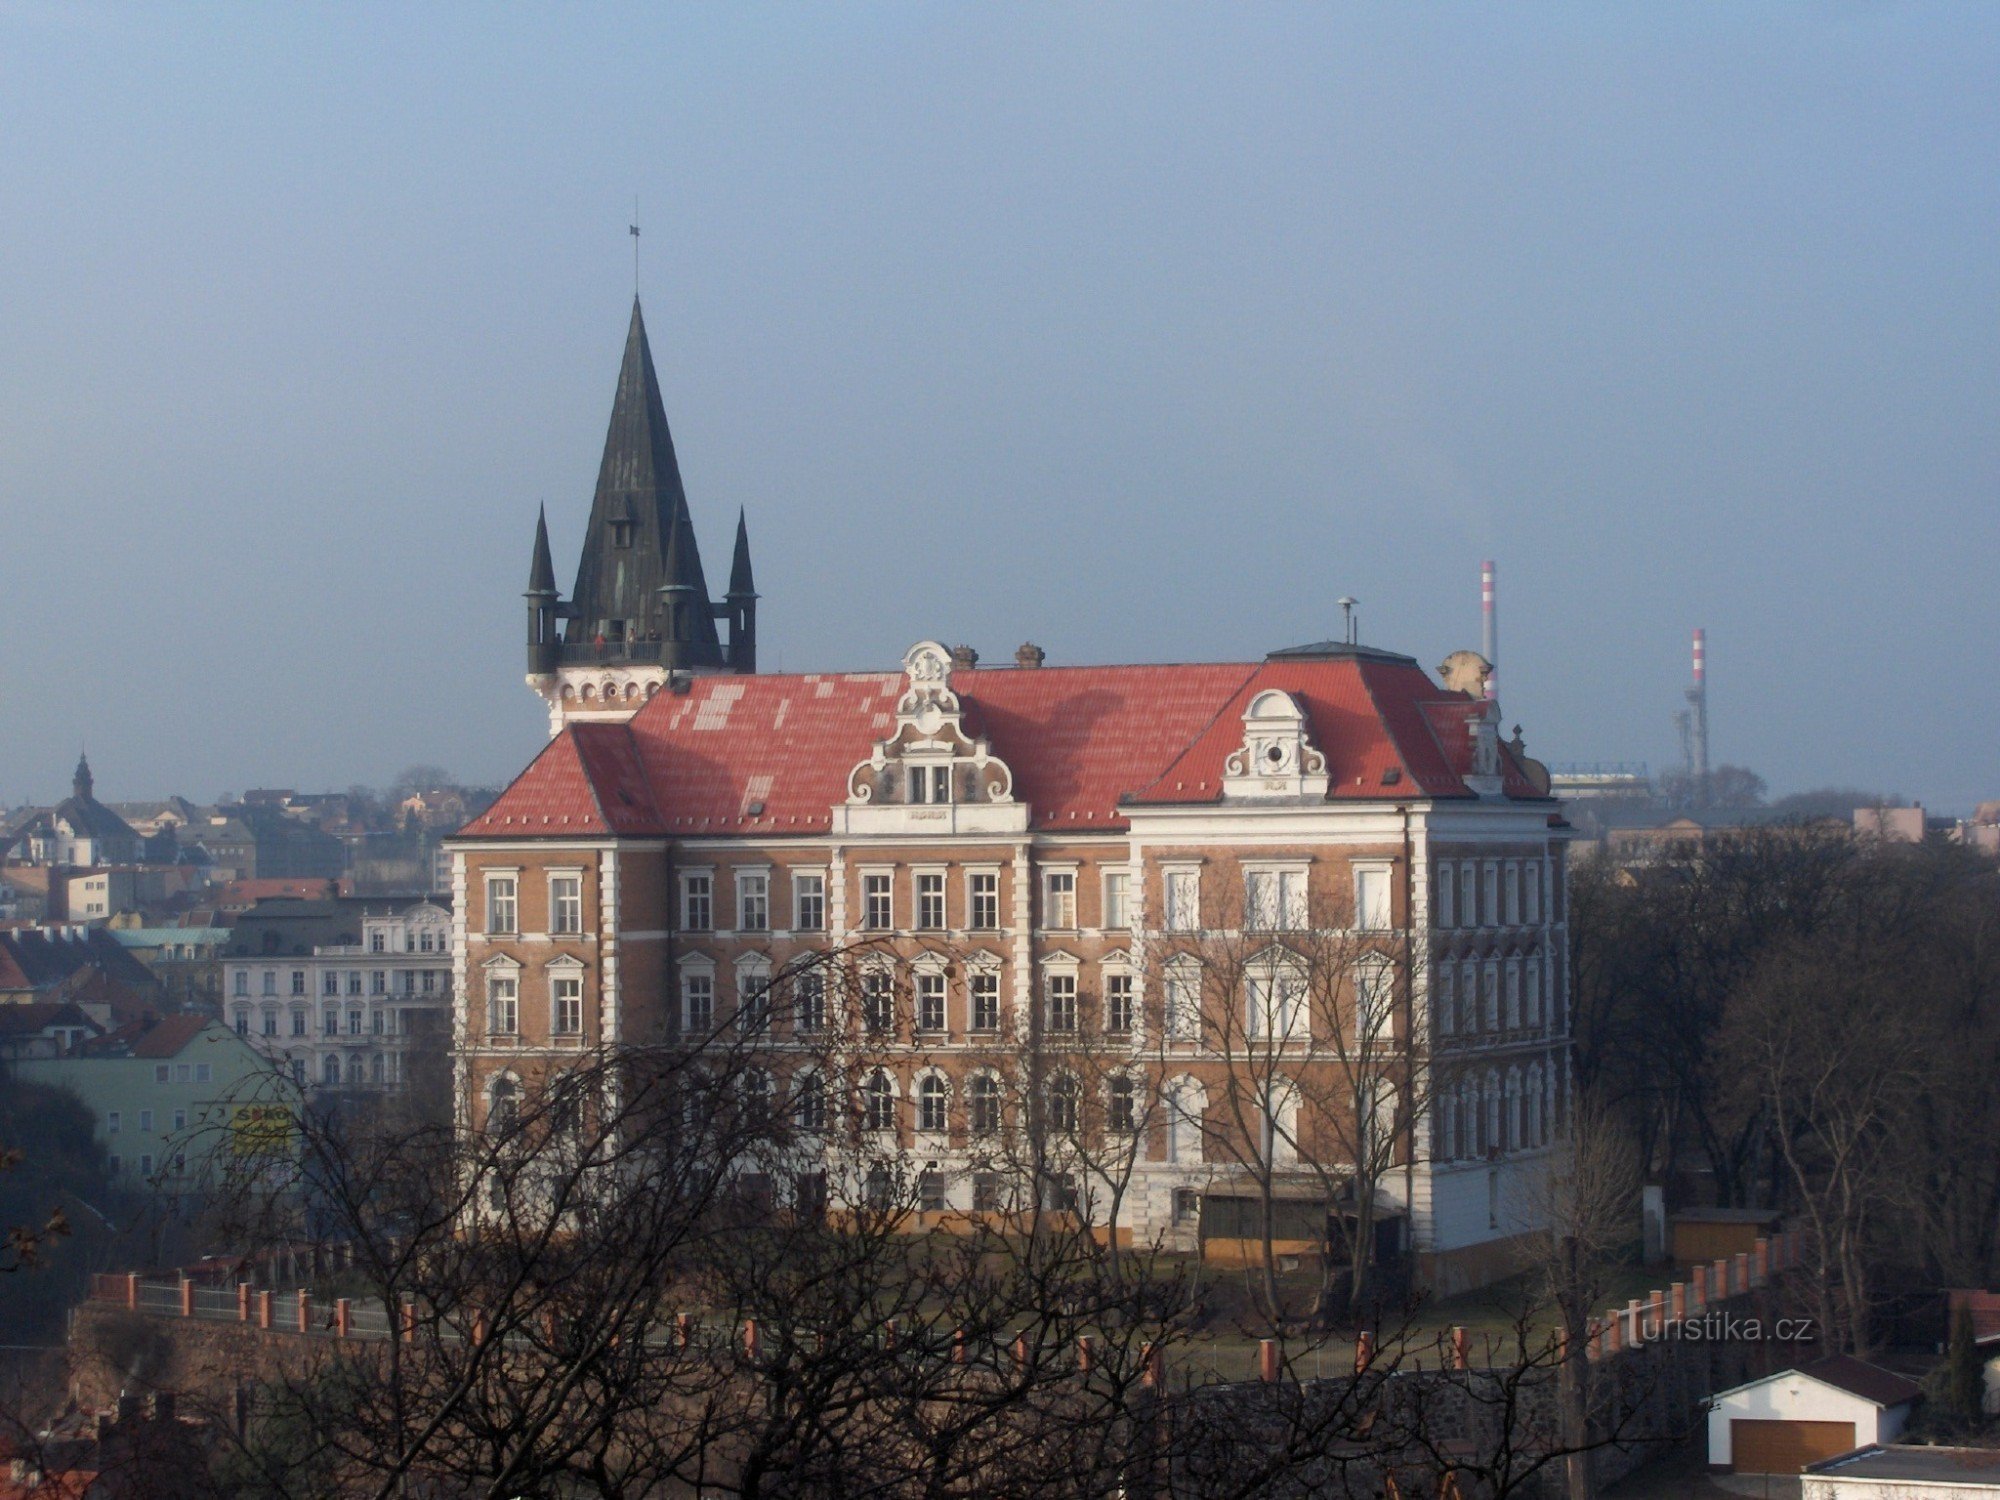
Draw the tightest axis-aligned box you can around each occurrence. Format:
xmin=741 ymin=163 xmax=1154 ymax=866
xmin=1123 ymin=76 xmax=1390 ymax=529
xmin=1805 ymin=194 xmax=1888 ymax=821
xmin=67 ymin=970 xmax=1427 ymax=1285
xmin=527 ymin=505 xmax=557 ymax=595
xmin=727 ymin=508 xmax=757 ymax=599
xmin=73 ymin=752 xmax=93 ymax=802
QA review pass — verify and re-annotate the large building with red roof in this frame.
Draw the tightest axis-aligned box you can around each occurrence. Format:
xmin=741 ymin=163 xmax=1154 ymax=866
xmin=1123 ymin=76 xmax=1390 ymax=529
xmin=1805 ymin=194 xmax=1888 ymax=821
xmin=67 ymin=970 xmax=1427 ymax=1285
xmin=450 ymin=304 xmax=1574 ymax=1292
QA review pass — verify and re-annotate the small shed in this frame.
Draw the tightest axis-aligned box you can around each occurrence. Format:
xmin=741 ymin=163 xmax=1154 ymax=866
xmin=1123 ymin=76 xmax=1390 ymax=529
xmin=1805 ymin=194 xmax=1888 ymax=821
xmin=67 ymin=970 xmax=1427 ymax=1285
xmin=1804 ymin=1445 xmax=2000 ymax=1497
xmin=1672 ymin=1206 xmax=1784 ymax=1264
xmin=1709 ymin=1355 xmax=1921 ymax=1474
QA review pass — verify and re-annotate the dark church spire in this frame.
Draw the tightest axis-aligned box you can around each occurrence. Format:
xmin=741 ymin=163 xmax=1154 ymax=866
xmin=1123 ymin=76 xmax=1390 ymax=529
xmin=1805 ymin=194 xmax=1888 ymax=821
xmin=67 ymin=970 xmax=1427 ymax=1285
xmin=73 ymin=752 xmax=93 ymax=802
xmin=526 ymin=505 xmax=559 ymax=676
xmin=564 ymin=297 xmax=723 ymax=667
xmin=528 ymin=504 xmax=556 ymax=594
xmin=728 ymin=507 xmax=756 ymax=599
xmin=724 ymin=508 xmax=758 ymax=672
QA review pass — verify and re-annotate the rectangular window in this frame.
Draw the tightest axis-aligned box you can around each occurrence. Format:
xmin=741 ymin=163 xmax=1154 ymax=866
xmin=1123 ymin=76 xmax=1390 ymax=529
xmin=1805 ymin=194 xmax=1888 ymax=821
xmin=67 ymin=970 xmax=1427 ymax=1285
xmin=290 ymin=970 xmax=306 ymax=996
xmin=488 ymin=977 xmax=518 ymax=1035
xmin=1165 ymin=966 xmax=1201 ymax=1039
xmin=1504 ymin=862 xmax=1521 ymax=926
xmin=918 ymin=1169 xmax=947 ymax=1213
xmin=1247 ymin=869 xmax=1306 ymax=930
xmin=680 ymin=874 xmax=712 ymax=932
xmin=1173 ymin=1188 xmax=1200 ymax=1225
xmin=1164 ymin=870 xmax=1200 ymax=932
xmin=969 ymin=872 xmax=999 ymax=930
xmin=908 ymin=765 xmax=951 ymax=804
xmin=371 ymin=971 xmax=386 ymax=995
xmin=1042 ymin=871 xmax=1077 ymax=930
xmin=916 ymin=872 xmax=946 ymax=931
xmin=1045 ymin=972 xmax=1078 ymax=1032
xmin=1525 ymin=958 xmax=1542 ymax=1026
xmin=291 ymin=1010 xmax=307 ymax=1037
xmin=793 ymin=872 xmax=825 ymax=931
xmin=737 ymin=872 xmax=769 ymax=933
xmin=1438 ymin=965 xmax=1456 ymax=1036
xmin=348 ymin=1009 xmax=363 ymax=1035
xmin=682 ymin=973 xmax=714 ymax=1033
xmin=863 ymin=873 xmax=893 ymax=931
xmin=551 ymin=875 xmax=583 ymax=934
xmin=1482 ymin=864 xmax=1499 ymax=928
xmin=1505 ymin=962 xmax=1521 ymax=1028
xmin=793 ymin=970 xmax=826 ymax=1034
xmin=1482 ymin=964 xmax=1499 ymax=1031
xmin=261 ymin=1011 xmax=277 ymax=1036
xmin=1356 ymin=963 xmax=1392 ymax=1043
xmin=422 ymin=970 xmax=438 ymax=993
xmin=1525 ymin=862 xmax=1543 ymax=924
xmin=973 ymin=1172 xmax=1003 ymax=1214
xmin=1248 ymin=971 xmax=1302 ymax=1039
xmin=347 ymin=972 xmax=362 ymax=996
xmin=234 ymin=1011 xmax=248 ymax=1035
xmin=140 ymin=1154 xmax=154 ymax=1177
xmin=862 ymin=970 xmax=894 ymax=1034
xmin=139 ymin=1109 xmax=153 ymax=1132
xmin=1355 ymin=867 xmax=1391 ymax=930
xmin=1461 ymin=861 xmax=1477 ymax=926
xmin=233 ymin=972 xmax=248 ymax=997
xmin=917 ymin=971 xmax=946 ymax=1032
xmin=194 ymin=1064 xmax=210 ymax=1083
xmin=486 ymin=876 xmax=517 ymax=935
xmin=1103 ymin=870 xmax=1131 ymax=930
xmin=153 ymin=1065 xmax=169 ymax=1083
xmin=172 ymin=1109 xmax=186 ymax=1132
xmin=108 ymin=1111 xmax=121 ymax=1134
xmin=262 ymin=970 xmax=276 ymax=996
xmin=1106 ymin=971 xmax=1135 ymax=1034
xmin=324 ymin=1009 xmax=338 ymax=1036
xmin=322 ymin=972 xmax=339 ymax=998
xmin=371 ymin=931 xmax=386 ymax=953
xmin=738 ymin=971 xmax=770 ymax=1034
xmin=1437 ymin=865 xmax=1456 ymax=928
xmin=552 ymin=975 xmax=584 ymax=1035
xmin=969 ymin=970 xmax=1000 ymax=1032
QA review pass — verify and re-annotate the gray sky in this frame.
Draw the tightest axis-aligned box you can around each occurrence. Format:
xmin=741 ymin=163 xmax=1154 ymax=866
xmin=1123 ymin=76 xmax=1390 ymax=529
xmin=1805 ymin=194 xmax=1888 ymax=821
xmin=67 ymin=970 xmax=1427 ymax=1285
xmin=3 ymin=5 xmax=1995 ymax=810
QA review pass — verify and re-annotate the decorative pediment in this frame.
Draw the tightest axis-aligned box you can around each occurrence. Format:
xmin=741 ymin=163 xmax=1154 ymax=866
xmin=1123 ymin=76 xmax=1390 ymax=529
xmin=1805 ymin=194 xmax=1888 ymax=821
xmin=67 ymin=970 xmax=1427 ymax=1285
xmin=832 ymin=641 xmax=1029 ymax=836
xmin=1221 ymin=690 xmax=1330 ymax=800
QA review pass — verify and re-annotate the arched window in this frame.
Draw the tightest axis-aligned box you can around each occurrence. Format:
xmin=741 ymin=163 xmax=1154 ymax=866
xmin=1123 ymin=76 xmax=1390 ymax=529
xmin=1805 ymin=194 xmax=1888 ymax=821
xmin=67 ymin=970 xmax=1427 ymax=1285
xmin=864 ymin=1069 xmax=896 ymax=1133
xmin=1167 ymin=1077 xmax=1206 ymax=1163
xmin=488 ymin=1076 xmax=519 ymax=1136
xmin=917 ymin=1073 xmax=948 ymax=1134
xmin=347 ymin=1056 xmax=364 ymax=1085
xmin=1505 ymin=1068 xmax=1523 ymax=1151
xmin=743 ymin=1067 xmax=775 ymax=1122
xmin=791 ymin=1070 xmax=825 ymax=1134
xmin=1046 ymin=1073 xmax=1079 ymax=1135
xmin=1107 ymin=1074 xmax=1137 ymax=1134
xmin=968 ymin=1072 xmax=1001 ymax=1135
xmin=370 ymin=1053 xmax=385 ymax=1085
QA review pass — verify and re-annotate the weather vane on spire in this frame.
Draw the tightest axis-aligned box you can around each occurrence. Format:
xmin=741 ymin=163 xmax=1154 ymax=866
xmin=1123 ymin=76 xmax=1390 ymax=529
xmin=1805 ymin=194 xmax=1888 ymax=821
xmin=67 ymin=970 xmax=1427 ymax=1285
xmin=629 ymin=198 xmax=641 ymax=297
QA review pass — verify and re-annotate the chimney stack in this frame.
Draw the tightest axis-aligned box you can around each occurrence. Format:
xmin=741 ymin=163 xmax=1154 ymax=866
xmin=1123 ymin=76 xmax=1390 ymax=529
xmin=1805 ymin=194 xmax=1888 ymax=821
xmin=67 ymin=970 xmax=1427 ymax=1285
xmin=949 ymin=644 xmax=979 ymax=671
xmin=1480 ymin=560 xmax=1497 ymax=701
xmin=1014 ymin=642 xmax=1045 ymax=669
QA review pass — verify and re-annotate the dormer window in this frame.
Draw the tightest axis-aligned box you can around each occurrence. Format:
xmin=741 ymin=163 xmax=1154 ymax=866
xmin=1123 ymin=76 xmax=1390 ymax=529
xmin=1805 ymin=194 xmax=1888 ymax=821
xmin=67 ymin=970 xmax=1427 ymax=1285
xmin=611 ymin=517 xmax=633 ymax=549
xmin=908 ymin=765 xmax=951 ymax=804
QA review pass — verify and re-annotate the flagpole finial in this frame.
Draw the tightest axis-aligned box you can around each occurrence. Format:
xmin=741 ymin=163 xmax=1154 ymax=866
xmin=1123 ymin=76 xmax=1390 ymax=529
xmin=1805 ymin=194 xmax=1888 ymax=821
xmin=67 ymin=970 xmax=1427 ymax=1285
xmin=629 ymin=198 xmax=641 ymax=298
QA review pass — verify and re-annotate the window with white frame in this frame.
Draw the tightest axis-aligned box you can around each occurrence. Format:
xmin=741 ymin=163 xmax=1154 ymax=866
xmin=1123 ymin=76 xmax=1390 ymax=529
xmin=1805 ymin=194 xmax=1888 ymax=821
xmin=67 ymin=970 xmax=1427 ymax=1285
xmin=290 ymin=970 xmax=305 ymax=995
xmin=1044 ymin=970 xmax=1078 ymax=1032
xmin=1354 ymin=865 xmax=1392 ymax=930
xmin=680 ymin=873 xmax=712 ymax=931
xmin=550 ymin=874 xmax=583 ymax=935
xmin=916 ymin=872 xmax=946 ymax=931
xmin=916 ymin=969 xmax=946 ymax=1032
xmin=232 ymin=972 xmax=248 ymax=998
xmin=1247 ymin=965 xmax=1305 ymax=1040
xmin=487 ymin=974 xmax=518 ymax=1035
xmin=1356 ymin=960 xmax=1394 ymax=1045
xmin=486 ymin=876 xmax=517 ymax=935
xmin=738 ymin=963 xmax=771 ymax=1033
xmin=968 ymin=1072 xmax=1001 ymax=1134
xmin=552 ymin=974 xmax=583 ymax=1035
xmin=907 ymin=764 xmax=951 ymax=804
xmin=681 ymin=971 xmax=714 ymax=1033
xmin=968 ymin=871 xmax=1000 ymax=930
xmin=1042 ymin=870 xmax=1077 ymax=930
xmin=1246 ymin=868 xmax=1307 ymax=930
xmin=1103 ymin=869 xmax=1131 ymax=930
xmin=1165 ymin=960 xmax=1202 ymax=1040
xmin=1437 ymin=964 xmax=1456 ymax=1036
xmin=1163 ymin=868 xmax=1200 ymax=932
xmin=862 ymin=969 xmax=894 ymax=1033
xmin=792 ymin=1070 xmax=826 ymax=1133
xmin=322 ymin=972 xmax=338 ymax=997
xmin=793 ymin=969 xmax=826 ymax=1034
xmin=1105 ymin=970 xmax=1135 ymax=1034
xmin=1107 ymin=1074 xmax=1137 ymax=1133
xmin=916 ymin=1073 xmax=948 ymax=1133
xmin=1045 ymin=1074 xmax=1079 ymax=1134
xmin=737 ymin=872 xmax=769 ymax=933
xmin=863 ymin=1070 xmax=896 ymax=1132
xmin=1437 ymin=864 xmax=1456 ymax=928
xmin=863 ymin=873 xmax=893 ymax=931
xmin=969 ymin=968 xmax=1000 ymax=1032
xmin=793 ymin=872 xmax=825 ymax=931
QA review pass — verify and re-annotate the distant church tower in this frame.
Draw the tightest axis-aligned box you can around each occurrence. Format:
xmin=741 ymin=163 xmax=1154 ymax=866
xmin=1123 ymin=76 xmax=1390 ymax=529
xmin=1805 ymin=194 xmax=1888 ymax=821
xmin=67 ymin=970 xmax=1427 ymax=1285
xmin=526 ymin=297 xmax=757 ymax=732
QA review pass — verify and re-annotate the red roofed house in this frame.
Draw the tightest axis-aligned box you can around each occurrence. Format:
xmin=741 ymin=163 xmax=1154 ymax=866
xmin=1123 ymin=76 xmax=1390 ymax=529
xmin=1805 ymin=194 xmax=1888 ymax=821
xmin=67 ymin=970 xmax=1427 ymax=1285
xmin=448 ymin=300 xmax=1574 ymax=1294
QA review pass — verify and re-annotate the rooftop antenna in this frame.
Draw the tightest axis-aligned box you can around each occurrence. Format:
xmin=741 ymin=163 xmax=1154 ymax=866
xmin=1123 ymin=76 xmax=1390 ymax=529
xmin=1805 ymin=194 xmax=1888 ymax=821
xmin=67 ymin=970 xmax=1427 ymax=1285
xmin=629 ymin=199 xmax=641 ymax=298
xmin=1337 ymin=597 xmax=1358 ymax=645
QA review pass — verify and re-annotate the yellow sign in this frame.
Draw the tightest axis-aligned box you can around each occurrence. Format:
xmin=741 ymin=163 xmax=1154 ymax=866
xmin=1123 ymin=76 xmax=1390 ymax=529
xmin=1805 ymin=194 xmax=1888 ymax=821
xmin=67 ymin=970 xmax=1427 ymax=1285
xmin=231 ymin=1104 xmax=294 ymax=1156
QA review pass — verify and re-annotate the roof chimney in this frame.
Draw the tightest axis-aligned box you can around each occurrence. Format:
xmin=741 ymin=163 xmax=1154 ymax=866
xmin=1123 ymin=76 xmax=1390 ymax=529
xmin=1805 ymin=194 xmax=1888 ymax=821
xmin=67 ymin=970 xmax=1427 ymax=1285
xmin=949 ymin=644 xmax=979 ymax=671
xmin=1014 ymin=642 xmax=1045 ymax=669
xmin=1480 ymin=560 xmax=1497 ymax=701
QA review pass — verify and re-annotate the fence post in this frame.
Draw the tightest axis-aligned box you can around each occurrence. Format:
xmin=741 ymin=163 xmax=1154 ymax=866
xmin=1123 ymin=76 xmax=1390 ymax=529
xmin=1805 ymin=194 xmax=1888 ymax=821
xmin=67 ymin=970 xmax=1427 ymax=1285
xmin=125 ymin=1273 xmax=139 ymax=1311
xmin=1077 ymin=1334 xmax=1094 ymax=1372
xmin=675 ymin=1313 xmax=691 ymax=1351
xmin=1355 ymin=1330 xmax=1374 ymax=1374
xmin=1649 ymin=1290 xmax=1666 ymax=1338
xmin=297 ymin=1289 xmax=310 ymax=1334
xmin=1141 ymin=1341 xmax=1163 ymax=1389
xmin=257 ymin=1290 xmax=273 ymax=1330
xmin=743 ymin=1319 xmax=760 ymax=1362
xmin=401 ymin=1300 xmax=416 ymax=1343
xmin=179 ymin=1279 xmax=194 ymax=1318
xmin=953 ymin=1328 xmax=967 ymax=1365
xmin=1753 ymin=1238 xmax=1769 ymax=1286
xmin=472 ymin=1309 xmax=489 ymax=1347
xmin=1258 ymin=1339 xmax=1280 ymax=1383
xmin=336 ymin=1299 xmax=351 ymax=1339
xmin=1604 ymin=1311 xmax=1622 ymax=1355
xmin=1012 ymin=1334 xmax=1029 ymax=1368
xmin=1626 ymin=1299 xmax=1645 ymax=1345
xmin=1691 ymin=1265 xmax=1708 ymax=1310
xmin=238 ymin=1283 xmax=251 ymax=1322
xmin=884 ymin=1318 xmax=897 ymax=1352
xmin=1734 ymin=1252 xmax=1750 ymax=1295
xmin=1452 ymin=1326 xmax=1470 ymax=1371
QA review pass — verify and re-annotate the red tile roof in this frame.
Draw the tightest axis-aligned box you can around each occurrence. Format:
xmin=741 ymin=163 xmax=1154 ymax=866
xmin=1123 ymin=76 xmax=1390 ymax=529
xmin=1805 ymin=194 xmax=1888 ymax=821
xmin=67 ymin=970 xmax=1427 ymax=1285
xmin=462 ymin=654 xmax=1549 ymax=841
xmin=82 ymin=1013 xmax=212 ymax=1060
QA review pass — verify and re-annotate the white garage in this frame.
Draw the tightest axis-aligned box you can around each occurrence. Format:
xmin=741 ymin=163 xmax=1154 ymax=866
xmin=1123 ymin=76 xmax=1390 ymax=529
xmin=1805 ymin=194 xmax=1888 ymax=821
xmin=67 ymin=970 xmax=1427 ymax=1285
xmin=1709 ymin=1356 xmax=1920 ymax=1474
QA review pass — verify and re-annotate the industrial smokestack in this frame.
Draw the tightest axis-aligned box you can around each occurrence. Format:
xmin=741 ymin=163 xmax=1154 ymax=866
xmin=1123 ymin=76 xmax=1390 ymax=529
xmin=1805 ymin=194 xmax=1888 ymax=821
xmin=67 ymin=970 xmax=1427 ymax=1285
xmin=1480 ymin=560 xmax=1497 ymax=701
xmin=1691 ymin=628 xmax=1709 ymax=785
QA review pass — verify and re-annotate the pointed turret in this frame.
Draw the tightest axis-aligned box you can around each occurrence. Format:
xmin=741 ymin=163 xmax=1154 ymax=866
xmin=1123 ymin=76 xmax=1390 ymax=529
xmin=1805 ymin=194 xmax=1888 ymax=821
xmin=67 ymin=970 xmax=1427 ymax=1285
xmin=73 ymin=753 xmax=93 ymax=802
xmin=723 ymin=508 xmax=758 ymax=672
xmin=526 ymin=506 xmax=560 ymax=676
xmin=564 ymin=297 xmax=723 ymax=666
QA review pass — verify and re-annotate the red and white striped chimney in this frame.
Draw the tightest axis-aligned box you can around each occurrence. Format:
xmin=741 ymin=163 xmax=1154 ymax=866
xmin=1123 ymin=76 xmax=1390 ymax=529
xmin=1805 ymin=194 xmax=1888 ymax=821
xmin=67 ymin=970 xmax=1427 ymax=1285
xmin=1480 ymin=560 xmax=1498 ymax=700
xmin=1692 ymin=627 xmax=1705 ymax=689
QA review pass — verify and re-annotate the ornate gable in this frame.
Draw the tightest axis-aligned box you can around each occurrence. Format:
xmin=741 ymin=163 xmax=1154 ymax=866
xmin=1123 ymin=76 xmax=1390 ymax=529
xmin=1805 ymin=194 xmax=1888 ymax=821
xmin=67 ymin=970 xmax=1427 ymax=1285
xmin=1220 ymin=690 xmax=1330 ymax=801
xmin=831 ymin=642 xmax=1027 ymax=836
